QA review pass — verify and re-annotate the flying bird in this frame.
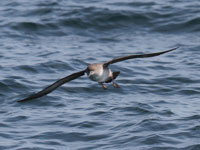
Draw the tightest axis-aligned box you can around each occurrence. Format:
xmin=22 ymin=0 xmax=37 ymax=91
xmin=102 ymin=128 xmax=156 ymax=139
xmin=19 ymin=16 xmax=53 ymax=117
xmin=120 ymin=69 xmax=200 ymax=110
xmin=18 ymin=47 xmax=177 ymax=102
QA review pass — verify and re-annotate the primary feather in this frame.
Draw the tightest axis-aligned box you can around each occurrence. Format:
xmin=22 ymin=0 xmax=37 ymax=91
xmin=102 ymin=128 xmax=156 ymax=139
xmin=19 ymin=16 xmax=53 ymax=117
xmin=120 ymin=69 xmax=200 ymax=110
xmin=18 ymin=70 xmax=85 ymax=102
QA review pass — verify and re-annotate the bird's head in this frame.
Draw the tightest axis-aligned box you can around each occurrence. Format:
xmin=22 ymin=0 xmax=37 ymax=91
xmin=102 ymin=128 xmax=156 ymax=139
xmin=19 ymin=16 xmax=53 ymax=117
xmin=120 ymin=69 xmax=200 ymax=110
xmin=86 ymin=66 xmax=95 ymax=77
xmin=86 ymin=64 xmax=102 ymax=77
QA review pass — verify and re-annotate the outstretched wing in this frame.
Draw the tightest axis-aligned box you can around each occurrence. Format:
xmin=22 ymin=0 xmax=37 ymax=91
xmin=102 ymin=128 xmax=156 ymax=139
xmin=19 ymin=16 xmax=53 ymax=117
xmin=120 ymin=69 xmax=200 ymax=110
xmin=104 ymin=47 xmax=178 ymax=67
xmin=18 ymin=70 xmax=86 ymax=102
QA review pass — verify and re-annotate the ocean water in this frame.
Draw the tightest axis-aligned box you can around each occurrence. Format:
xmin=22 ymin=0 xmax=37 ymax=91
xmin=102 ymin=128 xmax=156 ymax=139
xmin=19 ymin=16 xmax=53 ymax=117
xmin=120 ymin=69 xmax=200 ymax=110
xmin=0 ymin=0 xmax=200 ymax=150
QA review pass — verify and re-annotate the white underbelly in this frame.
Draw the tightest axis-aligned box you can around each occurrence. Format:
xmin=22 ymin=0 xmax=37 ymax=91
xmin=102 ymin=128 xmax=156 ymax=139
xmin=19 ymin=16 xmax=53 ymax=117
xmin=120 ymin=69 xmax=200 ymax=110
xmin=90 ymin=69 xmax=112 ymax=82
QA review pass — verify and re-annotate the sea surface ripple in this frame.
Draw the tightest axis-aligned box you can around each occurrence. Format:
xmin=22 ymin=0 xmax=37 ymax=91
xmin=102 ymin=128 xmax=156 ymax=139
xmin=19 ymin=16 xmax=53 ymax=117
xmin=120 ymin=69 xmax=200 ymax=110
xmin=0 ymin=0 xmax=200 ymax=150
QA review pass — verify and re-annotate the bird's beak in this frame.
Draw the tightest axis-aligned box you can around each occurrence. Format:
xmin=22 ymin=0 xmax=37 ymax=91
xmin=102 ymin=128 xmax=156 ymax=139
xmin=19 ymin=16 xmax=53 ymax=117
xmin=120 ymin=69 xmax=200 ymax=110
xmin=88 ymin=71 xmax=94 ymax=77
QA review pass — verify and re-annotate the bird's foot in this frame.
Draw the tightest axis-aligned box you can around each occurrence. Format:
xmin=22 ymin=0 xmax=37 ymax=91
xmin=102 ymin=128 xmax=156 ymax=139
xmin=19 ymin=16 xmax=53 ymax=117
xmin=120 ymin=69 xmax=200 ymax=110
xmin=113 ymin=82 xmax=120 ymax=88
xmin=100 ymin=83 xmax=107 ymax=89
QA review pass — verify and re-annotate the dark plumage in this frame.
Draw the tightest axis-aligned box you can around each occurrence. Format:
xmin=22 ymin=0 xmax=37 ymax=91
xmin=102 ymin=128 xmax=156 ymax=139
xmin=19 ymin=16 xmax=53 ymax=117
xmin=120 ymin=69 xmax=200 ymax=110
xmin=18 ymin=47 xmax=177 ymax=102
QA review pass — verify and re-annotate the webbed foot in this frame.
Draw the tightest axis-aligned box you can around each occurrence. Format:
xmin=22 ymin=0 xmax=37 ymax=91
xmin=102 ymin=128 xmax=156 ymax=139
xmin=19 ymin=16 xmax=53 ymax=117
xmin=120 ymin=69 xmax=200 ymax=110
xmin=113 ymin=82 xmax=120 ymax=88
xmin=100 ymin=83 xmax=107 ymax=89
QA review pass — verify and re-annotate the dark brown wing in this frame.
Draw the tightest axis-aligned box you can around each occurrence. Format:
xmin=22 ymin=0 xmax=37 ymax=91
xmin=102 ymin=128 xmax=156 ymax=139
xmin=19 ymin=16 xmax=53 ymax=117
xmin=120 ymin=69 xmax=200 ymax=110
xmin=104 ymin=47 xmax=178 ymax=67
xmin=18 ymin=70 xmax=86 ymax=102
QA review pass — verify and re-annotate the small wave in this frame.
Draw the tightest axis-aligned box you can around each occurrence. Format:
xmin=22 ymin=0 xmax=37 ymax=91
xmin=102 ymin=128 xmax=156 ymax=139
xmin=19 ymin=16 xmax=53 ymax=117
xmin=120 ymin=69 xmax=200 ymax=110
xmin=58 ymin=7 xmax=151 ymax=30
xmin=111 ymin=106 xmax=153 ymax=115
xmin=11 ymin=22 xmax=45 ymax=31
xmin=12 ymin=60 xmax=74 ymax=74
xmin=28 ymin=131 xmax=110 ymax=142
xmin=111 ymin=1 xmax=156 ymax=7
xmin=182 ymin=144 xmax=200 ymax=150
xmin=183 ymin=115 xmax=200 ymax=120
xmin=0 ymin=81 xmax=10 ymax=93
xmin=9 ymin=6 xmax=152 ymax=34
xmin=153 ymin=16 xmax=200 ymax=33
xmin=189 ymin=125 xmax=200 ymax=131
xmin=24 ymin=8 xmax=54 ymax=17
xmin=177 ymin=89 xmax=200 ymax=95
xmin=88 ymin=110 xmax=108 ymax=116
xmin=9 ymin=21 xmax=64 ymax=36
xmin=17 ymin=65 xmax=38 ymax=73
xmin=35 ymin=1 xmax=58 ymax=7
xmin=141 ymin=134 xmax=180 ymax=145
xmin=137 ymin=119 xmax=178 ymax=132
xmin=70 ymin=121 xmax=103 ymax=129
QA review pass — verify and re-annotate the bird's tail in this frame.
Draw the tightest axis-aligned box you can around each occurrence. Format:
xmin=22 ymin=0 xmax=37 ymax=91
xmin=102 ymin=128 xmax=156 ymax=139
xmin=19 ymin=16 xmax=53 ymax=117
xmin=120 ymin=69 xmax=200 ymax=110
xmin=113 ymin=71 xmax=120 ymax=80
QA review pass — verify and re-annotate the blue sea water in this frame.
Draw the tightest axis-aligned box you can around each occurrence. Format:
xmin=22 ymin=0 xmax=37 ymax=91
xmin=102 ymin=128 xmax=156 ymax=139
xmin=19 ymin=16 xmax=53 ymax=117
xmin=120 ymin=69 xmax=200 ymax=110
xmin=0 ymin=0 xmax=200 ymax=149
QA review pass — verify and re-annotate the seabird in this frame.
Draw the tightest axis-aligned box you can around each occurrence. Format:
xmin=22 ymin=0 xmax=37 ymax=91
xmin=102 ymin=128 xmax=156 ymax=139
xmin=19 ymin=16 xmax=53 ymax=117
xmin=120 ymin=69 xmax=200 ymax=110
xmin=18 ymin=47 xmax=177 ymax=102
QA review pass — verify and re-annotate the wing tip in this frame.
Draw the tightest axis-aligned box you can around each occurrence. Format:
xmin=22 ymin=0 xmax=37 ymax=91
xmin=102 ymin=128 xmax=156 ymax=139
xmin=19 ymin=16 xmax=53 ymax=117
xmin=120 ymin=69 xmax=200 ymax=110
xmin=169 ymin=46 xmax=179 ymax=51
xmin=17 ymin=100 xmax=25 ymax=103
xmin=162 ymin=46 xmax=179 ymax=54
xmin=17 ymin=98 xmax=31 ymax=103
